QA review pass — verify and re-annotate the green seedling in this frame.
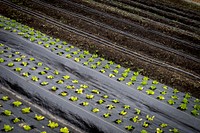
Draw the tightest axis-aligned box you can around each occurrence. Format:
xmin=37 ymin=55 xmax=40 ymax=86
xmin=13 ymin=118 xmax=21 ymax=123
xmin=146 ymin=115 xmax=155 ymax=121
xmin=109 ymin=73 xmax=115 ymax=78
xmin=66 ymin=85 xmax=75 ymax=89
xmin=14 ymin=67 xmax=22 ymax=72
xmin=13 ymin=101 xmax=22 ymax=107
xmin=141 ymin=81 xmax=148 ymax=86
xmin=152 ymin=80 xmax=159 ymax=84
xmin=32 ymin=76 xmax=39 ymax=82
xmin=102 ymin=95 xmax=109 ymax=99
xmin=60 ymin=127 xmax=69 ymax=133
xmin=123 ymin=105 xmax=130 ymax=109
xmin=119 ymin=110 xmax=127 ymax=116
xmin=118 ymin=77 xmax=125 ymax=81
xmin=103 ymin=113 xmax=111 ymax=118
xmin=3 ymin=124 xmax=14 ymax=132
xmin=23 ymin=125 xmax=32 ymax=131
xmin=156 ymin=128 xmax=164 ymax=133
xmin=131 ymin=76 xmax=137 ymax=81
xmin=160 ymin=123 xmax=168 ymax=128
xmin=35 ymin=114 xmax=45 ymax=121
xmin=115 ymin=119 xmax=122 ymax=124
xmin=168 ymin=99 xmax=175 ymax=105
xmin=157 ymin=95 xmax=165 ymax=100
xmin=3 ymin=110 xmax=12 ymax=116
xmin=97 ymin=99 xmax=105 ymax=104
xmin=63 ymin=75 xmax=70 ymax=80
xmin=171 ymin=95 xmax=178 ymax=100
xmin=160 ymin=91 xmax=167 ymax=95
xmin=116 ymin=64 xmax=121 ymax=68
xmin=125 ymin=125 xmax=134 ymax=131
xmin=107 ymin=104 xmax=115 ymax=110
xmin=90 ymin=64 xmax=97 ymax=69
xmin=126 ymin=81 xmax=133 ymax=86
xmin=76 ymin=88 xmax=84 ymax=94
xmin=80 ymin=84 xmax=88 ymax=89
xmin=191 ymin=110 xmax=199 ymax=116
xmin=112 ymin=99 xmax=119 ymax=103
xmin=37 ymin=62 xmax=43 ymax=66
xmin=169 ymin=128 xmax=179 ymax=133
xmin=137 ymin=86 xmax=143 ymax=91
xmin=91 ymin=89 xmax=100 ymax=94
xmin=146 ymin=90 xmax=154 ymax=95
xmin=72 ymin=79 xmax=79 ymax=84
xmin=173 ymin=89 xmax=179 ymax=94
xmin=86 ymin=94 xmax=94 ymax=99
xmin=21 ymin=107 xmax=31 ymax=114
xmin=100 ymin=69 xmax=106 ymax=73
xmin=1 ymin=96 xmax=10 ymax=101
xmin=39 ymin=71 xmax=47 ymax=75
xmin=48 ymin=120 xmax=59 ymax=129
xmin=81 ymin=102 xmax=89 ymax=106
xmin=130 ymin=116 xmax=142 ymax=123
xmin=74 ymin=58 xmax=80 ymax=62
xmin=70 ymin=96 xmax=78 ymax=101
xmin=140 ymin=130 xmax=147 ymax=133
xmin=150 ymin=85 xmax=156 ymax=90
xmin=0 ymin=58 xmax=5 ymax=63
xmin=60 ymin=92 xmax=68 ymax=97
xmin=54 ymin=70 xmax=60 ymax=75
xmin=92 ymin=108 xmax=99 ymax=113
xmin=83 ymin=62 xmax=89 ymax=66
xmin=40 ymin=81 xmax=49 ymax=86
xmin=51 ymin=86 xmax=58 ymax=91
xmin=14 ymin=57 xmax=22 ymax=62
xmin=182 ymin=98 xmax=188 ymax=104
xmin=194 ymin=104 xmax=200 ymax=110
xmin=135 ymin=108 xmax=141 ymax=115
xmin=21 ymin=62 xmax=28 ymax=66
xmin=7 ymin=62 xmax=14 ymax=67
xmin=184 ymin=93 xmax=191 ymax=99
xmin=143 ymin=121 xmax=149 ymax=128
xmin=47 ymin=75 xmax=54 ymax=79
xmin=179 ymin=103 xmax=187 ymax=110
xmin=57 ymin=80 xmax=64 ymax=84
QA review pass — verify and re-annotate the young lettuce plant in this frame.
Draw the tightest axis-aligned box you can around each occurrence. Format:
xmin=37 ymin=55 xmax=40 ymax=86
xmin=3 ymin=124 xmax=14 ymax=132
xmin=21 ymin=107 xmax=31 ymax=114
xmin=13 ymin=101 xmax=22 ymax=107
xmin=1 ymin=96 xmax=10 ymax=101
xmin=23 ymin=125 xmax=32 ymax=131
xmin=92 ymin=108 xmax=99 ymax=113
xmin=103 ymin=113 xmax=111 ymax=118
xmin=60 ymin=127 xmax=69 ymax=133
xmin=35 ymin=114 xmax=45 ymax=121
xmin=125 ymin=125 xmax=134 ymax=131
xmin=3 ymin=110 xmax=12 ymax=116
xmin=48 ymin=120 xmax=59 ymax=129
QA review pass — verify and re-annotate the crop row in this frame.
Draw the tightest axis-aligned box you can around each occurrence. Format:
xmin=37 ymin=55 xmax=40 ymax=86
xmin=0 ymin=15 xmax=199 ymax=119
xmin=0 ymin=43 xmax=184 ymax=132
xmin=0 ymin=92 xmax=69 ymax=133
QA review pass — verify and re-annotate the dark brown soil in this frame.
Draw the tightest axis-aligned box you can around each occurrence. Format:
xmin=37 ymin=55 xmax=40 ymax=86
xmin=0 ymin=0 xmax=199 ymax=98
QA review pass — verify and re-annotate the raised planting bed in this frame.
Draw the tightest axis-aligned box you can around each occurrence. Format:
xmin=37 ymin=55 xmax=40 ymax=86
xmin=0 ymin=84 xmax=80 ymax=133
xmin=0 ymin=15 xmax=200 ymax=133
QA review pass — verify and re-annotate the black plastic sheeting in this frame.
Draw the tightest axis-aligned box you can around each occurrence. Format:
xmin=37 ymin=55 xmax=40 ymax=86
xmin=0 ymin=30 xmax=200 ymax=133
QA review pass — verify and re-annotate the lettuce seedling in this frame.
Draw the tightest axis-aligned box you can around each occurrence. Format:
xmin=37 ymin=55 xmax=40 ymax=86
xmin=100 ymin=69 xmax=106 ymax=73
xmin=7 ymin=62 xmax=14 ymax=67
xmin=146 ymin=90 xmax=154 ymax=95
xmin=92 ymin=108 xmax=99 ymax=113
xmin=81 ymin=102 xmax=89 ymax=106
xmin=72 ymin=79 xmax=78 ymax=84
xmin=23 ymin=125 xmax=32 ymax=131
xmin=60 ymin=92 xmax=68 ymax=97
xmin=152 ymin=80 xmax=159 ymax=84
xmin=47 ymin=75 xmax=54 ymax=79
xmin=141 ymin=81 xmax=148 ymax=86
xmin=119 ymin=110 xmax=127 ymax=116
xmin=135 ymin=108 xmax=141 ymax=115
xmin=169 ymin=128 xmax=179 ymax=133
xmin=182 ymin=98 xmax=188 ymax=104
xmin=51 ymin=86 xmax=58 ymax=91
xmin=160 ymin=91 xmax=167 ymax=95
xmin=102 ymin=95 xmax=109 ymax=99
xmin=1 ymin=96 xmax=10 ymax=101
xmin=126 ymin=81 xmax=133 ymax=86
xmin=173 ymin=89 xmax=179 ymax=94
xmin=74 ymin=58 xmax=80 ymax=62
xmin=35 ymin=114 xmax=45 ymax=121
xmin=115 ymin=119 xmax=122 ymax=124
xmin=4 ymin=124 xmax=14 ymax=132
xmin=157 ymin=95 xmax=165 ymax=100
xmin=97 ymin=99 xmax=105 ymax=104
xmin=103 ymin=64 xmax=110 ymax=69
xmin=156 ymin=128 xmax=164 ymax=133
xmin=80 ymin=84 xmax=88 ymax=89
xmin=14 ymin=57 xmax=22 ymax=62
xmin=103 ymin=113 xmax=111 ymax=118
xmin=118 ymin=77 xmax=125 ymax=81
xmin=0 ymin=58 xmax=5 ymax=63
xmin=3 ymin=110 xmax=12 ymax=116
xmin=32 ymin=76 xmax=39 ymax=82
xmin=48 ymin=120 xmax=59 ymax=129
xmin=125 ymin=125 xmax=134 ymax=131
xmin=112 ymin=99 xmax=119 ymax=103
xmin=171 ymin=95 xmax=178 ymax=100
xmin=21 ymin=62 xmax=28 ymax=66
xmin=86 ymin=94 xmax=94 ymax=99
xmin=76 ymin=88 xmax=84 ymax=94
xmin=184 ymin=93 xmax=191 ymax=99
xmin=150 ymin=85 xmax=156 ymax=90
xmin=13 ymin=118 xmax=21 ymax=123
xmin=137 ymin=86 xmax=143 ymax=91
xmin=60 ymin=127 xmax=69 ymax=133
xmin=107 ymin=104 xmax=115 ymax=110
xmin=13 ymin=101 xmax=22 ymax=107
xmin=130 ymin=116 xmax=142 ymax=123
xmin=131 ymin=76 xmax=137 ymax=81
xmin=179 ymin=103 xmax=187 ymax=110
xmin=123 ymin=105 xmax=130 ymax=109
xmin=91 ymin=89 xmax=100 ymax=94
xmin=54 ymin=70 xmax=60 ymax=75
xmin=21 ymin=107 xmax=31 ymax=114
xmin=57 ymin=80 xmax=64 ymax=84
xmin=194 ymin=104 xmax=200 ymax=110
xmin=143 ymin=121 xmax=149 ymax=128
xmin=96 ymin=61 xmax=101 ymax=66
xmin=37 ymin=62 xmax=43 ymax=66
xmin=39 ymin=71 xmax=47 ymax=75
xmin=168 ymin=99 xmax=175 ymax=105
xmin=191 ymin=109 xmax=199 ymax=116
xmin=141 ymin=130 xmax=147 ymax=133
xmin=69 ymin=96 xmax=78 ymax=101
xmin=146 ymin=115 xmax=155 ymax=121
xmin=88 ymin=58 xmax=94 ymax=62
xmin=40 ymin=81 xmax=49 ymax=86
xmin=109 ymin=73 xmax=115 ymax=78
xmin=160 ymin=123 xmax=168 ymax=128
xmin=63 ymin=75 xmax=70 ymax=80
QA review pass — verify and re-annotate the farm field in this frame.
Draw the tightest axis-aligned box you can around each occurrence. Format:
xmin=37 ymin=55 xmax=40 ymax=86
xmin=0 ymin=0 xmax=200 ymax=133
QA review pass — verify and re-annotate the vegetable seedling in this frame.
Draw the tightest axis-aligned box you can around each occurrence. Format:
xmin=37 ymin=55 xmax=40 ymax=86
xmin=40 ymin=81 xmax=49 ymax=86
xmin=97 ymin=99 xmax=105 ymax=104
xmin=35 ymin=114 xmax=45 ymax=121
xmin=143 ymin=121 xmax=149 ymax=128
xmin=60 ymin=127 xmax=69 ymax=133
xmin=21 ymin=107 xmax=31 ymax=114
xmin=168 ymin=99 xmax=175 ymax=105
xmin=29 ymin=57 xmax=35 ymax=61
xmin=7 ymin=62 xmax=14 ymax=67
xmin=3 ymin=124 xmax=14 ymax=132
xmin=191 ymin=110 xmax=199 ymax=116
xmin=169 ymin=128 xmax=179 ymax=133
xmin=123 ymin=105 xmax=130 ymax=109
xmin=91 ymin=89 xmax=100 ymax=94
xmin=157 ymin=95 xmax=165 ymax=100
xmin=135 ymin=108 xmax=141 ymax=115
xmin=23 ymin=125 xmax=32 ymax=131
xmin=3 ymin=110 xmax=12 ymax=116
xmin=103 ymin=113 xmax=111 ymax=118
xmin=92 ymin=108 xmax=99 ymax=113
xmin=70 ymin=96 xmax=78 ymax=101
xmin=0 ymin=58 xmax=5 ymax=63
xmin=102 ymin=95 xmax=109 ymax=99
xmin=81 ymin=102 xmax=89 ymax=106
xmin=32 ymin=76 xmax=39 ymax=82
xmin=115 ymin=119 xmax=122 ymax=124
xmin=137 ymin=86 xmax=143 ymax=91
xmin=48 ymin=120 xmax=59 ymax=129
xmin=125 ymin=125 xmax=134 ymax=131
xmin=13 ymin=101 xmax=22 ymax=107
xmin=63 ymin=75 xmax=70 ymax=80
xmin=13 ymin=118 xmax=21 ymax=123
xmin=146 ymin=115 xmax=155 ymax=121
xmin=146 ymin=90 xmax=154 ymax=95
xmin=107 ymin=104 xmax=115 ymax=110
xmin=60 ymin=92 xmax=68 ymax=97
xmin=86 ymin=94 xmax=94 ymax=99
xmin=130 ymin=116 xmax=142 ymax=123
xmin=112 ymin=99 xmax=119 ymax=103
xmin=76 ymin=88 xmax=84 ymax=94
xmin=178 ymin=103 xmax=187 ymax=110
xmin=160 ymin=123 xmax=168 ymax=128
xmin=22 ymin=72 xmax=29 ymax=77
xmin=57 ymin=80 xmax=64 ymax=84
xmin=119 ymin=110 xmax=127 ymax=116
xmin=14 ymin=67 xmax=22 ymax=72
xmin=1 ymin=96 xmax=10 ymax=101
